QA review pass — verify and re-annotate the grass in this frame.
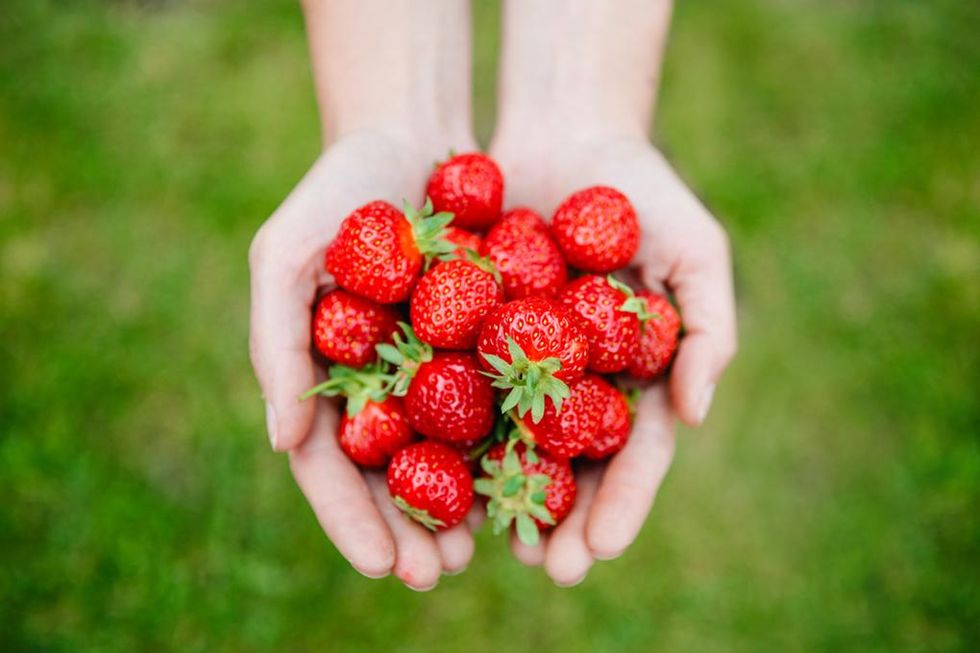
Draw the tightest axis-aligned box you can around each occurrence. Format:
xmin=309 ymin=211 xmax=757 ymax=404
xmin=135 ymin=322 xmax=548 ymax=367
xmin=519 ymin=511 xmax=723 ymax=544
xmin=1 ymin=0 xmax=978 ymax=651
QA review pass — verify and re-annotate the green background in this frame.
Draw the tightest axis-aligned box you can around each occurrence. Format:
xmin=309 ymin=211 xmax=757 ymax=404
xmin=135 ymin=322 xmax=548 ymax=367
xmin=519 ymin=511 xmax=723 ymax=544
xmin=1 ymin=0 xmax=978 ymax=650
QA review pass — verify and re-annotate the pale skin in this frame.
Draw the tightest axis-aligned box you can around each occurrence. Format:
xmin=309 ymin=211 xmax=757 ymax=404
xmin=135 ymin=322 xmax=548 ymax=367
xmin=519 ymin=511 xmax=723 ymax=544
xmin=249 ymin=0 xmax=736 ymax=590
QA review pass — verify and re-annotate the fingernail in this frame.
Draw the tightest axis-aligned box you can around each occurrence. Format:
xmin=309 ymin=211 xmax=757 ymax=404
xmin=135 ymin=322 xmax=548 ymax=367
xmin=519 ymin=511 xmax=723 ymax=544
xmin=355 ymin=567 xmax=391 ymax=580
xmin=698 ymin=384 xmax=716 ymax=424
xmin=265 ymin=402 xmax=279 ymax=450
xmin=555 ymin=573 xmax=587 ymax=589
xmin=593 ymin=550 xmax=623 ymax=561
xmin=443 ymin=565 xmax=468 ymax=577
xmin=407 ymin=580 xmax=439 ymax=592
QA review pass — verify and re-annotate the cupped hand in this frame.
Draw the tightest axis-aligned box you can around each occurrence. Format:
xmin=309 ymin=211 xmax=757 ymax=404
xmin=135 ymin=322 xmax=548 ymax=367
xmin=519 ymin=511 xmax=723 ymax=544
xmin=490 ymin=133 xmax=737 ymax=585
xmin=249 ymin=129 xmax=479 ymax=589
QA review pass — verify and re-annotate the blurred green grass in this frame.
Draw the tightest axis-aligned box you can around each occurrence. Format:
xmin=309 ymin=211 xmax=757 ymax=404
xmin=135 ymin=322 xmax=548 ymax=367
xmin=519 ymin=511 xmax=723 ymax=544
xmin=1 ymin=0 xmax=978 ymax=650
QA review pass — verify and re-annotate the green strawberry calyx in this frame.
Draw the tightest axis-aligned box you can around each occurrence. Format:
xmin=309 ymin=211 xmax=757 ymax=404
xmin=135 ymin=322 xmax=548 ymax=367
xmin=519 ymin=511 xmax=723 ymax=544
xmin=474 ymin=439 xmax=554 ymax=547
xmin=393 ymin=495 xmax=445 ymax=531
xmin=481 ymin=337 xmax=570 ymax=423
xmin=607 ymin=274 xmax=661 ymax=323
xmin=438 ymin=248 xmax=504 ymax=286
xmin=299 ymin=362 xmax=392 ymax=417
xmin=404 ymin=197 xmax=457 ymax=265
xmin=376 ymin=322 xmax=434 ymax=397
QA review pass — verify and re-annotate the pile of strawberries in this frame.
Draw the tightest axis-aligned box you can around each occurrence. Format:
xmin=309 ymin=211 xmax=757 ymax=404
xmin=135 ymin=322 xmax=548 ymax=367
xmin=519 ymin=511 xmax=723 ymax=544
xmin=303 ymin=153 xmax=681 ymax=546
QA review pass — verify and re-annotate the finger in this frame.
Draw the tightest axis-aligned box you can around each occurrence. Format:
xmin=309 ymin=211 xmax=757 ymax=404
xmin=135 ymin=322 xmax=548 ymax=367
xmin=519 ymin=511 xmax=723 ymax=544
xmin=289 ymin=401 xmax=396 ymax=578
xmin=510 ymin=530 xmax=547 ymax=567
xmin=249 ymin=228 xmax=320 ymax=451
xmin=366 ymin=473 xmax=444 ymax=591
xmin=648 ymin=224 xmax=736 ymax=426
xmin=543 ymin=465 xmax=602 ymax=587
xmin=435 ymin=524 xmax=475 ymax=575
xmin=466 ymin=502 xmax=486 ymax=531
xmin=586 ymin=385 xmax=675 ymax=559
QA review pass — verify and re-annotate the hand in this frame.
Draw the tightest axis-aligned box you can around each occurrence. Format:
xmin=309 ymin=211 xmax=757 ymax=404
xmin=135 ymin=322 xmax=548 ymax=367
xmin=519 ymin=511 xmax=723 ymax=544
xmin=490 ymin=132 xmax=737 ymax=585
xmin=249 ymin=129 xmax=479 ymax=590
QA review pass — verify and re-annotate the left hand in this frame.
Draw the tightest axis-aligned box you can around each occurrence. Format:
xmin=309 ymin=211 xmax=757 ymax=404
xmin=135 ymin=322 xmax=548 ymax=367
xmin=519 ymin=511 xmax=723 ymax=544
xmin=489 ymin=132 xmax=737 ymax=585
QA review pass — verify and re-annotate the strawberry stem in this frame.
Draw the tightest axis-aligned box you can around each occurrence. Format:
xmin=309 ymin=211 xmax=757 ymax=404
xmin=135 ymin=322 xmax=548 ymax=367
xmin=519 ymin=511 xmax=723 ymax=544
xmin=481 ymin=337 xmax=570 ymax=423
xmin=607 ymin=274 xmax=661 ymax=323
xmin=393 ymin=495 xmax=445 ymax=531
xmin=475 ymin=440 xmax=554 ymax=546
xmin=376 ymin=322 xmax=433 ymax=397
xmin=299 ymin=362 xmax=392 ymax=416
xmin=403 ymin=197 xmax=457 ymax=265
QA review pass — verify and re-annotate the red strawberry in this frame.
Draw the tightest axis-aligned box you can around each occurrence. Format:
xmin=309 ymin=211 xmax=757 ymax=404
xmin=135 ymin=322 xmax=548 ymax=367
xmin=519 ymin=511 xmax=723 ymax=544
xmin=476 ymin=441 xmax=576 ymax=545
xmin=480 ymin=208 xmax=568 ymax=299
xmin=312 ymin=289 xmax=400 ymax=368
xmin=512 ymin=374 xmax=605 ymax=458
xmin=559 ymin=275 xmax=654 ymax=373
xmin=387 ymin=441 xmax=474 ymax=530
xmin=325 ymin=199 xmax=456 ymax=304
xmin=379 ymin=326 xmax=496 ymax=444
xmin=551 ymin=186 xmax=640 ymax=273
xmin=442 ymin=226 xmax=482 ymax=260
xmin=426 ymin=152 xmax=504 ymax=230
xmin=299 ymin=363 xmax=415 ymax=466
xmin=338 ymin=396 xmax=414 ymax=467
xmin=583 ymin=380 xmax=633 ymax=460
xmin=628 ymin=291 xmax=682 ymax=379
xmin=410 ymin=257 xmax=504 ymax=350
xmin=477 ymin=297 xmax=589 ymax=422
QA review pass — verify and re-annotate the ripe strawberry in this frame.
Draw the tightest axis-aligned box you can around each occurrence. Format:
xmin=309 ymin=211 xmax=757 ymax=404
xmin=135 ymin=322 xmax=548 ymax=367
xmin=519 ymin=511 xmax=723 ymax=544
xmin=442 ymin=226 xmax=482 ymax=260
xmin=476 ymin=441 xmax=576 ymax=545
xmin=628 ymin=291 xmax=682 ymax=379
xmin=511 ymin=374 xmax=605 ymax=458
xmin=379 ymin=325 xmax=496 ymax=443
xmin=338 ymin=396 xmax=414 ymax=467
xmin=559 ymin=275 xmax=655 ymax=373
xmin=299 ymin=362 xmax=414 ymax=466
xmin=324 ymin=199 xmax=456 ymax=304
xmin=410 ymin=257 xmax=504 ymax=350
xmin=426 ymin=152 xmax=504 ymax=230
xmin=477 ymin=297 xmax=589 ymax=422
xmin=551 ymin=186 xmax=640 ymax=273
xmin=387 ymin=441 xmax=474 ymax=530
xmin=312 ymin=289 xmax=400 ymax=368
xmin=583 ymin=380 xmax=633 ymax=460
xmin=480 ymin=208 xmax=568 ymax=299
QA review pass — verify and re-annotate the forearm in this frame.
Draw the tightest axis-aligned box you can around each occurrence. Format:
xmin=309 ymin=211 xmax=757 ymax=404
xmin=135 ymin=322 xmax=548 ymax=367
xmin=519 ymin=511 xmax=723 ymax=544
xmin=495 ymin=0 xmax=673 ymax=142
xmin=303 ymin=0 xmax=475 ymax=151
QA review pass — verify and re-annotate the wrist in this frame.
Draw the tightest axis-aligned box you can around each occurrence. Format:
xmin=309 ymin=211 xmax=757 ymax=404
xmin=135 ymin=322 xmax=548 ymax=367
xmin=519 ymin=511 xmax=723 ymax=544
xmin=304 ymin=0 xmax=475 ymax=155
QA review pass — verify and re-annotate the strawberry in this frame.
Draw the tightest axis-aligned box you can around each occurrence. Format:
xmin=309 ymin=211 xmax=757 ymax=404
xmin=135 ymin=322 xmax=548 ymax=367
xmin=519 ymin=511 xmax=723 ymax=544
xmin=426 ymin=152 xmax=504 ymax=230
xmin=312 ymin=289 xmax=400 ymax=368
xmin=511 ymin=374 xmax=605 ymax=458
xmin=442 ymin=226 xmax=482 ymax=260
xmin=558 ymin=275 xmax=655 ymax=373
xmin=338 ymin=396 xmax=414 ymax=467
xmin=477 ymin=297 xmax=589 ymax=422
xmin=387 ymin=441 xmax=474 ymax=530
xmin=480 ymin=208 xmax=568 ymax=299
xmin=324 ymin=199 xmax=456 ymax=304
xmin=628 ymin=291 xmax=682 ymax=379
xmin=551 ymin=186 xmax=640 ymax=273
xmin=299 ymin=363 xmax=414 ymax=465
xmin=476 ymin=440 xmax=576 ymax=545
xmin=410 ymin=256 xmax=504 ymax=350
xmin=379 ymin=325 xmax=496 ymax=443
xmin=583 ymin=380 xmax=633 ymax=460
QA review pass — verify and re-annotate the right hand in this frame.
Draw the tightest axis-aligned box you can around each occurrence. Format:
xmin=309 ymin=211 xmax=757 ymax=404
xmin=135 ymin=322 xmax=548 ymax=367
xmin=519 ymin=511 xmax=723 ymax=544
xmin=248 ymin=129 xmax=479 ymax=590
